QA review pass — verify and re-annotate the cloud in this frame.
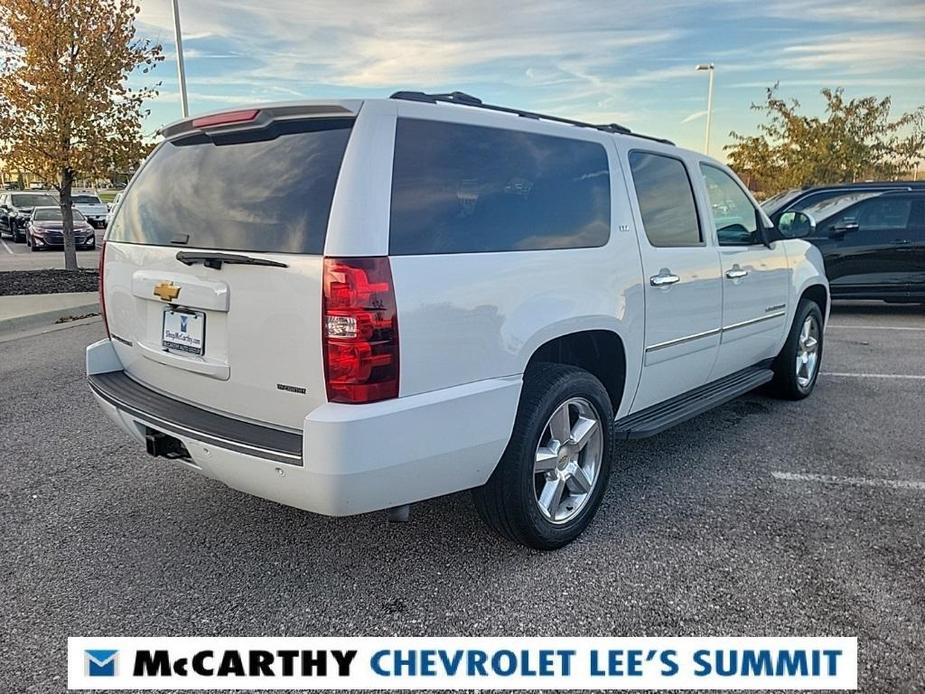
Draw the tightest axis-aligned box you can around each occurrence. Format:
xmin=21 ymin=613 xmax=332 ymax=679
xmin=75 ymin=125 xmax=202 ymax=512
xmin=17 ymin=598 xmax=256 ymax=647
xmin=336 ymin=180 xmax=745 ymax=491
xmin=681 ymin=110 xmax=708 ymax=124
xmin=135 ymin=0 xmax=925 ymax=153
xmin=775 ymin=33 xmax=925 ymax=72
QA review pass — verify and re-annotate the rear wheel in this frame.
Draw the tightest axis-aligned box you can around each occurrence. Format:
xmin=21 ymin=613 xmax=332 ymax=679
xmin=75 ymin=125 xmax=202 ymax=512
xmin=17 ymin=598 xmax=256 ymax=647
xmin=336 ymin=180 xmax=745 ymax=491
xmin=769 ymin=299 xmax=823 ymax=400
xmin=473 ymin=363 xmax=614 ymax=550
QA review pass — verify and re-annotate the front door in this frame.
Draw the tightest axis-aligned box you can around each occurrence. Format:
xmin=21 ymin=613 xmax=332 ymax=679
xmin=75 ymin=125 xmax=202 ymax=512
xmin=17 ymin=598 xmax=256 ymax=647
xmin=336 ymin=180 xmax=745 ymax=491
xmin=699 ymin=164 xmax=790 ymax=379
xmin=625 ymin=150 xmax=722 ymax=412
xmin=814 ymin=194 xmax=925 ymax=297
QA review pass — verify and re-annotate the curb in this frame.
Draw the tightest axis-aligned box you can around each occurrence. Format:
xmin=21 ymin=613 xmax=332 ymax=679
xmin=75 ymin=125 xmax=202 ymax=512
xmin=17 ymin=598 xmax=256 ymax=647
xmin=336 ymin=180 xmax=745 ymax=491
xmin=0 ymin=300 xmax=100 ymax=336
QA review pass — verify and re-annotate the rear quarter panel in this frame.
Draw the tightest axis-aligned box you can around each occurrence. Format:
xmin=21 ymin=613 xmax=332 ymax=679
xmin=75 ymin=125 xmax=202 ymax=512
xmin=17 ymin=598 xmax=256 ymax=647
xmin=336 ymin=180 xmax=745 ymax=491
xmin=337 ymin=102 xmax=646 ymax=419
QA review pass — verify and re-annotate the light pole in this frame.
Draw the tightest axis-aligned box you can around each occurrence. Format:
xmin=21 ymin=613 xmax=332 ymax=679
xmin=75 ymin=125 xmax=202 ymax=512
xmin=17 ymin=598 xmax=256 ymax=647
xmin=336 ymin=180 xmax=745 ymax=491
xmin=171 ymin=0 xmax=189 ymax=118
xmin=696 ymin=63 xmax=715 ymax=156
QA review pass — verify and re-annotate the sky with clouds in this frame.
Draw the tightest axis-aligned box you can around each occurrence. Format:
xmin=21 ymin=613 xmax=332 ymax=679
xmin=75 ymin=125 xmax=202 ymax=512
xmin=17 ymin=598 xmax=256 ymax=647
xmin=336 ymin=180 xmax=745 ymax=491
xmin=135 ymin=0 xmax=925 ymax=158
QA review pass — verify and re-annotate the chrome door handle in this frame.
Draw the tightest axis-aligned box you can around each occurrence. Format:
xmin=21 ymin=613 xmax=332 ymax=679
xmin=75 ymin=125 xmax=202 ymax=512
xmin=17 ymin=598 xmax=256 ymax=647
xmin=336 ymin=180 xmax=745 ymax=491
xmin=650 ymin=271 xmax=680 ymax=287
xmin=726 ymin=267 xmax=749 ymax=279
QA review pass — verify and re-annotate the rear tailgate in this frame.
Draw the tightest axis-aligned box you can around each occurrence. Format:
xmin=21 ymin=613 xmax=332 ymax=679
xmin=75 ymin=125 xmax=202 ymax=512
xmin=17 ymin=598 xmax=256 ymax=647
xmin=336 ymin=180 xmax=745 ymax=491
xmin=103 ymin=105 xmax=357 ymax=431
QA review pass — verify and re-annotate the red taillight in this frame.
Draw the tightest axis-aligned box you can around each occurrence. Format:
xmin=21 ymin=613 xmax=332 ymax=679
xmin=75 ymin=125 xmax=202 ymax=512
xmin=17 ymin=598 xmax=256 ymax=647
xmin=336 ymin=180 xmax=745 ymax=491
xmin=322 ymin=257 xmax=399 ymax=404
xmin=192 ymin=109 xmax=260 ymax=129
xmin=98 ymin=241 xmax=110 ymax=338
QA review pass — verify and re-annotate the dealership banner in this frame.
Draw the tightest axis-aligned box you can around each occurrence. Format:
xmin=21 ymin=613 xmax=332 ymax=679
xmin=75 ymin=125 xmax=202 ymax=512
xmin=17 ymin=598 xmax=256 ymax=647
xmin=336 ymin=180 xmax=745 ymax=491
xmin=68 ymin=636 xmax=857 ymax=690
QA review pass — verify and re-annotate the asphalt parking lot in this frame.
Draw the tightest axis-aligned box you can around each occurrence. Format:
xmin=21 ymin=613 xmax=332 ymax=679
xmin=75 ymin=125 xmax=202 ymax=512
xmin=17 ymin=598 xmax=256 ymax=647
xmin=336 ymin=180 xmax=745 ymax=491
xmin=1 ymin=303 xmax=923 ymax=693
xmin=0 ymin=230 xmax=102 ymax=271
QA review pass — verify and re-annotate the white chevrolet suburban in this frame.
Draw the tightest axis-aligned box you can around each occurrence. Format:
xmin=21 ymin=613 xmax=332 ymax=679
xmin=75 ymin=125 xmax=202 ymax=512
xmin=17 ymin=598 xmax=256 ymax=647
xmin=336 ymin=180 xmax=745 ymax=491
xmin=87 ymin=92 xmax=828 ymax=549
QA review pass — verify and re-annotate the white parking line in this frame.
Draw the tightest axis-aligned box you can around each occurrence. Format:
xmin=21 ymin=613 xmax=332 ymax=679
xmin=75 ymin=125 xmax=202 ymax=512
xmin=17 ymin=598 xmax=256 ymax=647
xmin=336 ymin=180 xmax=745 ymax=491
xmin=0 ymin=238 xmax=12 ymax=254
xmin=828 ymin=324 xmax=925 ymax=332
xmin=823 ymin=372 xmax=925 ymax=380
xmin=772 ymin=471 xmax=925 ymax=491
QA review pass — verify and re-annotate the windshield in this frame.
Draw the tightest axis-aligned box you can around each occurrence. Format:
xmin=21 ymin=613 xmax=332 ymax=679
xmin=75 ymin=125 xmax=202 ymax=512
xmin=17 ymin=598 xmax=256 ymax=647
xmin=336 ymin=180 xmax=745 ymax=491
xmin=760 ymin=189 xmax=804 ymax=215
xmin=33 ymin=207 xmax=86 ymax=222
xmin=11 ymin=194 xmax=57 ymax=208
xmin=72 ymin=195 xmax=102 ymax=205
xmin=107 ymin=118 xmax=354 ymax=254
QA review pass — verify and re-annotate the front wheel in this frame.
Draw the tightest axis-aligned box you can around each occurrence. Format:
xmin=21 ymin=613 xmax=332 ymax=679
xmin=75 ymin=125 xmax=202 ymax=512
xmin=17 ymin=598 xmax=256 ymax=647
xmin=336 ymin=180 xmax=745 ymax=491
xmin=473 ymin=363 xmax=614 ymax=550
xmin=769 ymin=299 xmax=824 ymax=400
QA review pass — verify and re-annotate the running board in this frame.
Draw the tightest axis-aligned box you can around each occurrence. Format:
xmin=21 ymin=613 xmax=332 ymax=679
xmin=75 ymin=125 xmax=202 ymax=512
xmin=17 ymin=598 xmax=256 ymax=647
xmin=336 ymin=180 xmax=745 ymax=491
xmin=615 ymin=366 xmax=774 ymax=439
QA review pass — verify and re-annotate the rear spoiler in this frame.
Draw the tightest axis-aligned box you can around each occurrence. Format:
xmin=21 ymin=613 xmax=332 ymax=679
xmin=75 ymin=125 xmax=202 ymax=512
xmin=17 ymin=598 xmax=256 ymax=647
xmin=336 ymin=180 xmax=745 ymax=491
xmin=158 ymin=101 xmax=361 ymax=140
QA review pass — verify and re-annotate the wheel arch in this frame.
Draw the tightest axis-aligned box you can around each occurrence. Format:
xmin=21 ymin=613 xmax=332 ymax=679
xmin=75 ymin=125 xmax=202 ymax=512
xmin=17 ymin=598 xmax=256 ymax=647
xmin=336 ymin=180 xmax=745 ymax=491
xmin=800 ymin=283 xmax=829 ymax=324
xmin=523 ymin=327 xmax=628 ymax=416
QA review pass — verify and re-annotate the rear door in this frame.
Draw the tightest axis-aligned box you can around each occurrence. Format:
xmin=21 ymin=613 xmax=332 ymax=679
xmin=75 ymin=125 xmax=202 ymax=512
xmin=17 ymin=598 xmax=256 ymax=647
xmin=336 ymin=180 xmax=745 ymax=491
xmin=699 ymin=163 xmax=790 ymax=378
xmin=625 ymin=149 xmax=722 ymax=412
xmin=103 ymin=106 xmax=358 ymax=431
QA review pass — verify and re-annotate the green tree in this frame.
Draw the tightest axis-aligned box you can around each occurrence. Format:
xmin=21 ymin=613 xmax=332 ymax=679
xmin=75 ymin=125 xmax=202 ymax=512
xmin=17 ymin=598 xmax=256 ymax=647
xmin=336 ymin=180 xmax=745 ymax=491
xmin=726 ymin=86 xmax=925 ymax=195
xmin=0 ymin=0 xmax=162 ymax=270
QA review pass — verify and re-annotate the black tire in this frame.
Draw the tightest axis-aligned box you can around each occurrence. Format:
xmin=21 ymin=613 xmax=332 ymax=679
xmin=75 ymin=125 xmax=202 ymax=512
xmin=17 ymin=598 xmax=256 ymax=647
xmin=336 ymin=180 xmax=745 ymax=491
xmin=769 ymin=299 xmax=824 ymax=400
xmin=473 ymin=363 xmax=614 ymax=550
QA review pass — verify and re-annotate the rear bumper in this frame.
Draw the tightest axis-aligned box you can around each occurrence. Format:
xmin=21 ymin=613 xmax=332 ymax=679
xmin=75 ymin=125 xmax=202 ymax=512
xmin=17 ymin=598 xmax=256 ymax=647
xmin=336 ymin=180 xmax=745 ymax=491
xmin=86 ymin=338 xmax=520 ymax=516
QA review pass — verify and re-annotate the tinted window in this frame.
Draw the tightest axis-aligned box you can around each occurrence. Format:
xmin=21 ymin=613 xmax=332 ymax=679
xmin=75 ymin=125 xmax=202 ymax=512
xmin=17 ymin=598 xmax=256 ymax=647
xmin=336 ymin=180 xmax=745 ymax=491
xmin=700 ymin=164 xmax=759 ymax=245
xmin=33 ymin=208 xmax=85 ymax=221
xmin=11 ymin=194 xmax=57 ymax=208
xmin=72 ymin=195 xmax=102 ymax=204
xmin=107 ymin=118 xmax=353 ymax=254
xmin=792 ymin=191 xmax=885 ymax=221
xmin=855 ymin=197 xmax=913 ymax=231
xmin=389 ymin=119 xmax=610 ymax=255
xmin=628 ymin=152 xmax=701 ymax=247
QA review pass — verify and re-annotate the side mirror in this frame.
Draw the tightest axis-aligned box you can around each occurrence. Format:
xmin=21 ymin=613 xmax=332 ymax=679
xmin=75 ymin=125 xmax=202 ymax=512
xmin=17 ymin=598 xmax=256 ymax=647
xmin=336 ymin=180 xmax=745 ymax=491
xmin=777 ymin=210 xmax=816 ymax=239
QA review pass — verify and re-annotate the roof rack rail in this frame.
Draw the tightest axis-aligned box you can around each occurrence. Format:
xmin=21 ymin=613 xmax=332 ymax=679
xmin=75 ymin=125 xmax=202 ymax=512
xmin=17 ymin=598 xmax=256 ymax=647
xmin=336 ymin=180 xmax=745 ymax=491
xmin=390 ymin=91 xmax=675 ymax=146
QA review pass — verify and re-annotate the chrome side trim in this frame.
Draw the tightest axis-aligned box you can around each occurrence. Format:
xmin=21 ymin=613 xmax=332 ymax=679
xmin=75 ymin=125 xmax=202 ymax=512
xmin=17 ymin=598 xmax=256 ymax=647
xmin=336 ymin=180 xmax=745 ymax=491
xmin=644 ymin=311 xmax=787 ymax=352
xmin=723 ymin=311 xmax=786 ymax=332
xmin=645 ymin=328 xmax=721 ymax=352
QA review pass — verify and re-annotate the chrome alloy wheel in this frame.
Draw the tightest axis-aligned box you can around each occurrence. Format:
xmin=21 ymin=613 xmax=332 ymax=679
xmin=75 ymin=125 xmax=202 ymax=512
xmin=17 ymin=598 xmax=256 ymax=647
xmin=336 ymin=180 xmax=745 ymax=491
xmin=795 ymin=315 xmax=820 ymax=388
xmin=533 ymin=397 xmax=604 ymax=524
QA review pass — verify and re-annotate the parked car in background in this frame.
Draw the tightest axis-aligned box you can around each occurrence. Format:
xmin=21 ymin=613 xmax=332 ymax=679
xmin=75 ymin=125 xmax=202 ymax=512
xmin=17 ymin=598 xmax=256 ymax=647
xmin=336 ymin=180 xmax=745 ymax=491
xmin=106 ymin=192 xmax=123 ymax=227
xmin=72 ymin=192 xmax=109 ymax=228
xmin=0 ymin=191 xmax=59 ymax=242
xmin=28 ymin=182 xmax=47 ymax=190
xmin=779 ymin=190 xmax=925 ymax=303
xmin=26 ymin=206 xmax=96 ymax=251
xmin=87 ymin=94 xmax=828 ymax=549
xmin=763 ymin=181 xmax=925 ymax=220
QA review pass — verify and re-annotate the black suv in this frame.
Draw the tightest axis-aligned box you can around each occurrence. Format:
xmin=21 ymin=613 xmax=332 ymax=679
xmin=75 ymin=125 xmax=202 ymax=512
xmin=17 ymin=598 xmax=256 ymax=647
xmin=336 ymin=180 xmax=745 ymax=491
xmin=763 ymin=181 xmax=925 ymax=219
xmin=776 ymin=188 xmax=925 ymax=303
xmin=0 ymin=192 xmax=59 ymax=242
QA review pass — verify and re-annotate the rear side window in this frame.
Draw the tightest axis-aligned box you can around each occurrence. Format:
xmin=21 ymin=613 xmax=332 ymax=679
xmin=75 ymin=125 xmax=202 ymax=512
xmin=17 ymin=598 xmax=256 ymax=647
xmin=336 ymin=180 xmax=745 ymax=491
xmin=389 ymin=119 xmax=610 ymax=255
xmin=107 ymin=118 xmax=353 ymax=254
xmin=628 ymin=151 xmax=701 ymax=247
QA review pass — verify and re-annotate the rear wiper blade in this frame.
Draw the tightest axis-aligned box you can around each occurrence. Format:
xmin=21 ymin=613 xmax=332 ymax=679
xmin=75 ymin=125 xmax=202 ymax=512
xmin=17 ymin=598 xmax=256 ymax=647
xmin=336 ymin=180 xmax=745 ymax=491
xmin=175 ymin=250 xmax=288 ymax=270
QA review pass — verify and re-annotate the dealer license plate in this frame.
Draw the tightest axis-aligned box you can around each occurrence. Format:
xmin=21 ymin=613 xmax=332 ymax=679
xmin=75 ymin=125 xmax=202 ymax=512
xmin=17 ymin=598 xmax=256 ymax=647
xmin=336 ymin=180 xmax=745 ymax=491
xmin=162 ymin=309 xmax=205 ymax=355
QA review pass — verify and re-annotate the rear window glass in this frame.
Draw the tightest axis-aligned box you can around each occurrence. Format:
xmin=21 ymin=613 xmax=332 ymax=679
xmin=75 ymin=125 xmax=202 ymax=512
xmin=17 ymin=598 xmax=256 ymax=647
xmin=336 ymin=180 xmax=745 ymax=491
xmin=107 ymin=118 xmax=353 ymax=254
xmin=34 ymin=208 xmax=85 ymax=221
xmin=12 ymin=194 xmax=57 ymax=207
xmin=72 ymin=195 xmax=102 ymax=204
xmin=389 ymin=119 xmax=610 ymax=255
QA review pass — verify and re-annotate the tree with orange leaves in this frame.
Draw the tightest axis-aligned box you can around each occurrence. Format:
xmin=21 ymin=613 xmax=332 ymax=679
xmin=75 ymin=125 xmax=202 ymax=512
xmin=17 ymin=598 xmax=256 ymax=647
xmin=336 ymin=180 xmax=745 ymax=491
xmin=0 ymin=0 xmax=162 ymax=269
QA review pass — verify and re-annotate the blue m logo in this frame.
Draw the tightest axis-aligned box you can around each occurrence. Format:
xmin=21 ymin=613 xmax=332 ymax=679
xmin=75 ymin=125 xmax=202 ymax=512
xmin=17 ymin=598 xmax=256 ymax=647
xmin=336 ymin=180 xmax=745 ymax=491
xmin=179 ymin=315 xmax=189 ymax=333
